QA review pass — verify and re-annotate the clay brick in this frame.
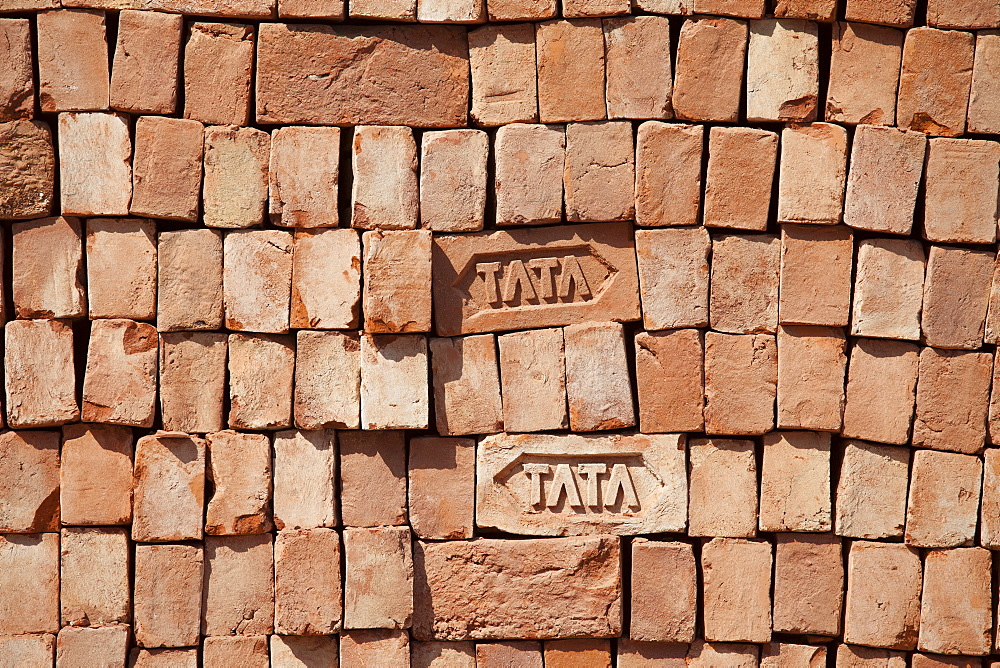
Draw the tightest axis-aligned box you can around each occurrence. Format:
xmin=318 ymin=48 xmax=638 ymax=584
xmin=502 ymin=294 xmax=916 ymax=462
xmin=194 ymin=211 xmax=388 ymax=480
xmin=158 ymin=332 xmax=227 ymax=433
xmin=134 ymin=543 xmax=203 ymax=648
xmin=409 ymin=436 xmax=475 ymax=540
xmin=498 ymin=328 xmax=567 ymax=432
xmin=60 ymin=424 xmax=132 ymax=526
xmin=635 ymin=329 xmax=704 ymax=433
xmin=205 ymin=430 xmax=272 ymax=535
xmin=536 ymin=19 xmax=606 ymax=123
xmin=0 ymin=120 xmax=55 ymax=220
xmin=922 ymin=247 xmax=993 ymax=350
xmin=363 ymin=230 xmax=432 ymax=333
xmin=228 ymin=333 xmax=294 ymax=430
xmin=689 ymin=438 xmax=757 ymax=537
xmin=86 ymin=218 xmax=156 ymax=320
xmin=57 ymin=626 xmax=128 ymax=667
xmin=746 ymin=19 xmax=819 ymax=122
xmin=844 ymin=125 xmax=926 ymax=235
xmin=110 ymin=10 xmax=182 ymax=114
xmin=340 ymin=430 xmax=407 ymax=527
xmin=617 ymin=641 xmax=687 ymax=667
xmin=12 ymin=216 xmax=85 ymax=319
xmin=130 ymin=117 xmax=204 ymax=222
xmin=778 ymin=124 xmax=848 ymax=225
xmin=0 ymin=20 xmax=34 ymax=122
xmin=132 ymin=433 xmax=205 ymax=542
xmin=413 ymin=536 xmax=622 ymax=640
xmin=202 ymin=636 xmax=269 ymax=667
xmin=349 ymin=0 xmax=413 ymax=20
xmin=914 ymin=348 xmax=992 ymax=455
xmin=564 ymin=322 xmax=634 ymax=431
xmin=468 ymin=24 xmax=538 ymax=126
xmin=344 ymin=526 xmax=413 ymax=629
xmin=412 ymin=641 xmax=477 ymax=668
xmin=701 ymin=537 xmax=772 ymax=643
xmin=774 ymin=0 xmax=834 ymax=19
xmin=493 ymin=123 xmax=564 ymax=226
xmin=905 ymin=450 xmax=982 ymax=548
xmin=673 ymin=17 xmax=748 ymax=122
xmin=57 ymin=112 xmax=132 ymax=217
xmin=630 ymin=540 xmax=696 ymax=643
xmin=979 ymin=449 xmax=1000 ymax=547
xmin=0 ymin=536 xmax=58 ymax=635
xmin=417 ymin=0 xmax=484 ymax=21
xmin=779 ymin=225 xmax=853 ymax=327
xmin=224 ymin=229 xmax=293 ymax=334
xmin=844 ymin=0 xmax=915 ymax=27
xmin=759 ymin=431 xmax=831 ymax=532
xmin=842 ymin=339 xmax=920 ymax=445
xmin=776 ymin=325 xmax=847 ymax=431
xmin=272 ymin=429 xmax=337 ymax=530
xmin=603 ymin=16 xmax=673 ymax=120
xmin=274 ymin=528 xmax=342 ymax=635
xmin=918 ymin=548 xmax=992 ymax=655
xmin=183 ymin=22 xmax=253 ymax=126
xmin=836 ymin=441 xmax=910 ymax=540
xmin=0 ymin=0 xmax=56 ymax=8
xmin=351 ymin=126 xmax=418 ymax=231
xmin=836 ymin=645 xmax=907 ymax=668
xmin=203 ymin=125 xmax=270 ymax=229
xmin=845 ymin=542 xmax=922 ymax=649
xmin=256 ymin=24 xmax=469 ymax=127
xmin=897 ymin=28 xmax=975 ymax=137
xmin=341 ymin=630 xmax=410 ymax=665
xmin=82 ymin=319 xmax=158 ymax=427
xmin=545 ymin=639 xmax=613 ymax=667
xmin=564 ymin=122 xmax=634 ymax=222
xmin=635 ymin=122 xmax=703 ymax=227
xmin=130 ymin=648 xmax=198 ymax=667
xmin=636 ymin=228 xmax=710 ymax=330
xmin=969 ymin=32 xmax=1000 ymax=134
xmin=704 ymin=127 xmax=777 ymax=231
xmin=5 ymin=319 xmax=78 ymax=428
xmin=693 ymin=0 xmax=762 ymax=16
xmin=36 ymin=10 xmax=109 ymax=112
xmin=912 ymin=656 xmax=983 ymax=668
xmin=420 ymin=130 xmax=487 ymax=232
xmin=291 ymin=229 xmax=360 ymax=329
xmin=0 ymin=431 xmax=58 ymax=533
xmin=687 ymin=642 xmax=760 ymax=668
xmin=477 ymin=641 xmax=544 ymax=667
xmin=60 ymin=527 xmax=129 ymax=627
xmin=360 ymin=334 xmax=429 ymax=430
xmin=761 ymin=644 xmax=827 ymax=668
xmin=827 ymin=23 xmax=904 ymax=125
xmin=277 ymin=0 xmax=345 ymax=21
xmin=562 ymin=0 xmax=623 ymax=18
xmin=710 ymin=233 xmax=779 ymax=333
xmin=703 ymin=332 xmax=777 ymax=436
xmin=928 ymin=0 xmax=1000 ymax=29
xmin=269 ymin=127 xmax=340 ymax=228
xmin=202 ymin=534 xmax=274 ymax=636
xmin=294 ymin=330 xmax=361 ymax=430
xmin=270 ymin=635 xmax=338 ymax=666
xmin=772 ymin=534 xmax=843 ymax=635
xmin=924 ymin=138 xmax=1000 ymax=244
xmin=851 ymin=239 xmax=924 ymax=340
xmin=430 ymin=335 xmax=503 ymax=436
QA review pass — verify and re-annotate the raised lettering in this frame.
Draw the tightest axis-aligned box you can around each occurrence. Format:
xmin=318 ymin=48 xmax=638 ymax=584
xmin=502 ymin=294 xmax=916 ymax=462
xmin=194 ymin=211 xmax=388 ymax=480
xmin=577 ymin=463 xmax=607 ymax=508
xmin=528 ymin=257 xmax=561 ymax=300
xmin=558 ymin=256 xmax=592 ymax=300
xmin=523 ymin=463 xmax=551 ymax=507
xmin=604 ymin=463 xmax=640 ymax=510
xmin=502 ymin=259 xmax=538 ymax=305
xmin=547 ymin=463 xmax=583 ymax=508
xmin=476 ymin=262 xmax=502 ymax=306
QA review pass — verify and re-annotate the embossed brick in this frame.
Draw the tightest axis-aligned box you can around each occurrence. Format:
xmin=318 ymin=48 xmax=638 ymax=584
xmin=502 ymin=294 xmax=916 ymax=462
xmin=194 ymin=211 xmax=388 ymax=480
xmin=130 ymin=117 xmax=204 ymax=222
xmin=291 ymin=229 xmax=360 ymax=330
xmin=493 ymin=123 xmax=564 ymax=226
xmin=636 ymin=228 xmax=710 ymax=330
xmin=710 ymin=233 xmax=779 ymax=333
xmin=58 ymin=112 xmax=131 ymax=217
xmin=746 ymin=19 xmax=819 ymax=122
xmin=0 ymin=120 xmax=55 ymax=220
xmin=673 ymin=17 xmax=747 ymax=122
xmin=269 ymin=126 xmax=340 ymax=228
xmin=272 ymin=429 xmax=336 ymax=531
xmin=420 ymin=130 xmax=487 ymax=232
xmin=36 ymin=9 xmax=109 ymax=112
xmin=536 ymin=19 xmax=606 ymax=123
xmin=83 ymin=319 xmax=157 ymax=427
xmin=294 ymin=330 xmax=360 ymax=430
xmin=12 ymin=216 xmax=84 ymax=319
xmin=918 ymin=548 xmax=992 ymax=656
xmin=110 ymin=10 xmax=182 ymax=114
xmin=86 ymin=218 xmax=156 ymax=320
xmin=905 ymin=450 xmax=982 ymax=548
xmin=922 ymin=247 xmax=993 ymax=350
xmin=844 ymin=542 xmax=921 ymax=649
xmin=134 ymin=543 xmax=203 ymax=648
xmin=545 ymin=639 xmax=613 ymax=667
xmin=704 ymin=128 xmax=777 ymax=231
xmin=635 ymin=329 xmax=704 ymax=433
xmin=897 ymin=27 xmax=975 ymax=136
xmin=564 ymin=121 xmax=634 ymax=222
xmin=60 ymin=527 xmax=129 ymax=627
xmin=704 ymin=332 xmax=777 ymax=436
xmin=630 ymin=540 xmax=696 ymax=642
xmin=844 ymin=0 xmax=915 ymax=27
xmin=274 ymin=528 xmax=342 ymax=635
xmin=925 ymin=138 xmax=1000 ymax=244
xmin=340 ymin=430 xmax=407 ymax=528
xmin=202 ymin=636 xmax=268 ymax=667
xmin=409 ymin=436 xmax=475 ymax=540
xmin=779 ymin=225 xmax=853 ymax=327
xmin=228 ymin=333 xmax=294 ymax=430
xmin=498 ymin=328 xmax=567 ymax=432
xmin=159 ymin=332 xmax=227 ymax=433
xmin=351 ymin=126 xmax=418 ymax=231
xmin=57 ymin=626 xmax=128 ymax=667
xmin=468 ymin=24 xmax=538 ymax=125
xmin=203 ymin=126 xmax=269 ymax=230
xmin=360 ymin=334 xmax=429 ymax=430
xmin=430 ymin=335 xmax=503 ymax=436
xmin=773 ymin=534 xmax=843 ymax=635
xmin=564 ymin=322 xmax=634 ymax=431
xmin=778 ymin=124 xmax=848 ymax=225
xmin=603 ymin=16 xmax=673 ymax=120
xmin=836 ymin=441 xmax=910 ymax=540
xmin=0 ymin=431 xmax=58 ymax=533
xmin=776 ymin=326 xmax=847 ymax=431
xmin=635 ymin=122 xmax=703 ymax=227
xmin=344 ymin=526 xmax=413 ymax=629
xmin=844 ymin=125 xmax=926 ymax=234
xmin=913 ymin=348 xmax=992 ymax=455
xmin=203 ymin=534 xmax=274 ymax=637
xmin=689 ymin=438 xmax=757 ymax=538
xmin=205 ymin=430 xmax=272 ymax=535
xmin=61 ymin=424 xmax=132 ymax=526
xmin=842 ymin=339 xmax=919 ymax=446
xmin=827 ymin=23 xmax=903 ymax=125
xmin=969 ymin=32 xmax=1000 ymax=134
xmin=132 ymin=433 xmax=205 ymax=542
xmin=760 ymin=431 xmax=831 ymax=532
xmin=363 ymin=230 xmax=431 ymax=333
xmin=341 ymin=630 xmax=410 ymax=664
xmin=5 ymin=319 xmax=78 ymax=428
xmin=0 ymin=19 xmax=34 ymax=122
xmin=701 ymin=537 xmax=772 ymax=643
xmin=183 ymin=22 xmax=253 ymax=126
xmin=224 ymin=229 xmax=293 ymax=334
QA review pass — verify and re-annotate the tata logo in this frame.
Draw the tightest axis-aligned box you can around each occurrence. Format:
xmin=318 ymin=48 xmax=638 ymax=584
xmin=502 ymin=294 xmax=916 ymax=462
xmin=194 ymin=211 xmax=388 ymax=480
xmin=522 ymin=461 xmax=641 ymax=511
xmin=474 ymin=254 xmax=596 ymax=308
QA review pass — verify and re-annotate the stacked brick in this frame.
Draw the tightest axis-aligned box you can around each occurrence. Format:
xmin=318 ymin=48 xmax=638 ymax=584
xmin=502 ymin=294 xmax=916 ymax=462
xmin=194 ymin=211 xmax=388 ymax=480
xmin=5 ymin=0 xmax=1000 ymax=665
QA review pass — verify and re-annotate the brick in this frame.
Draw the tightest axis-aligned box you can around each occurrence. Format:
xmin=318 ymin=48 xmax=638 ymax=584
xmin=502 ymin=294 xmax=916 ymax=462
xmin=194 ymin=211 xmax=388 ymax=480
xmin=536 ymin=19 xmax=606 ymax=123
xmin=844 ymin=541 xmax=921 ymax=649
xmin=205 ymin=430 xmax=272 ymax=535
xmin=704 ymin=128 xmax=777 ymax=231
xmin=468 ymin=24 xmax=538 ymax=126
xmin=270 ymin=635 xmax=338 ymax=666
xmin=701 ymin=537 xmax=772 ymax=643
xmin=0 ymin=0 xmax=56 ymax=7
xmin=417 ymin=0 xmax=484 ymax=21
xmin=268 ymin=127 xmax=340 ymax=228
xmin=0 ymin=120 xmax=55 ymax=220
xmin=183 ymin=22 xmax=253 ymax=126
xmin=842 ymin=339 xmax=919 ymax=445
xmin=0 ymin=431 xmax=57 ymax=533
xmin=412 ymin=641 xmax=477 ymax=668
xmin=689 ymin=438 xmax=757 ymax=537
xmin=774 ymin=0 xmax=834 ymax=19
xmin=776 ymin=325 xmax=847 ymax=431
xmin=60 ymin=527 xmax=129 ymax=627
xmin=493 ymin=123 xmax=564 ymax=226
xmin=413 ymin=536 xmax=621 ymax=640
xmin=687 ymin=642 xmax=760 ymax=668
xmin=603 ymin=16 xmax=673 ymax=120
xmin=409 ymin=436 xmax=475 ymax=540
xmin=983 ymin=450 xmax=1000 ymax=547
xmin=898 ymin=28 xmax=975 ymax=136
xmin=545 ymin=639 xmax=613 ymax=667
xmin=905 ymin=450 xmax=982 ymax=548
xmin=851 ymin=239 xmax=924 ymax=340
xmin=635 ymin=330 xmax=704 ymax=433
xmin=778 ymin=123 xmax=848 ymax=225
xmin=922 ymin=247 xmax=993 ymax=350
xmin=779 ymin=225 xmax=853 ymax=326
xmin=925 ymin=138 xmax=1000 ymax=244
xmin=0 ymin=536 xmax=57 ymax=635
xmin=349 ymin=0 xmax=413 ymax=20
xmin=58 ymin=112 xmax=131 ymax=217
xmin=636 ymin=228 xmax=710 ymax=330
xmin=132 ymin=433 xmax=205 ymax=542
xmin=761 ymin=644 xmax=827 ymax=668
xmin=228 ymin=333 xmax=294 ymax=430
xmin=919 ymin=548 xmax=992 ymax=655
xmin=827 ymin=23 xmax=904 ymax=125
xmin=130 ymin=117 xmax=204 ymax=222
xmin=630 ymin=540 xmax=696 ymax=642
xmin=476 ymin=432 xmax=687 ymax=536
xmin=617 ymin=641 xmax=687 ymax=667
xmin=635 ymin=122 xmax=703 ymax=227
xmin=340 ymin=430 xmax=407 ymax=527
xmin=224 ymin=229 xmax=293 ymax=333
xmin=564 ymin=122 xmax=634 ymax=222
xmin=991 ymin=351 xmax=1000 ymax=444
xmin=291 ymin=229 xmax=360 ymax=329
xmin=759 ymin=431 xmax=831 ymax=532
xmin=844 ymin=126 xmax=926 ymax=234
xmin=969 ymin=32 xmax=1000 ymax=134
xmin=203 ymin=534 xmax=274 ymax=636
xmin=498 ymin=328 xmax=567 ymax=432
xmin=256 ymin=24 xmax=469 ymax=127
xmin=564 ymin=322 xmax=634 ymax=431
xmin=86 ymin=218 xmax=156 ymax=320
xmin=562 ymin=0 xmax=623 ymax=18
xmin=57 ymin=626 xmax=128 ymax=667
xmin=928 ymin=0 xmax=1000 ymax=28
xmin=844 ymin=0 xmax=915 ymax=26
xmin=82 ymin=319 xmax=158 ymax=427
xmin=693 ymin=0 xmax=762 ymax=16
xmin=158 ymin=332 xmax=227 ymax=433
xmin=773 ymin=534 xmax=843 ymax=635
xmin=274 ymin=528 xmax=342 ymax=635
xmin=36 ymin=10 xmax=109 ymax=112
xmin=202 ymin=636 xmax=268 ymax=667
xmin=0 ymin=20 xmax=33 ymax=122
xmin=477 ymin=642 xmax=544 ymax=667
xmin=341 ymin=630 xmax=410 ymax=664
xmin=12 ymin=216 xmax=84 ymax=319
xmin=60 ymin=424 xmax=132 ymax=526
xmin=710 ymin=233 xmax=779 ymax=333
xmin=429 ymin=335 xmax=503 ymax=436
xmin=419 ymin=130 xmax=487 ymax=232
xmin=272 ymin=429 xmax=336 ymax=530
xmin=294 ymin=330 xmax=360 ymax=430
xmin=703 ymin=332 xmax=777 ymax=435
xmin=913 ymin=656 xmax=983 ymax=668
xmin=836 ymin=645 xmax=907 ymax=668
xmin=351 ymin=126 xmax=418 ymax=231
xmin=5 ymin=319 xmax=78 ymax=428
xmin=134 ymin=543 xmax=203 ymax=648
xmin=204 ymin=126 xmax=270 ymax=229
xmin=109 ymin=10 xmax=182 ymax=114
xmin=130 ymin=648 xmax=198 ymax=667
xmin=363 ymin=230 xmax=432 ymax=333
xmin=673 ymin=17 xmax=748 ymax=122
xmin=360 ymin=334 xmax=429 ymax=430
xmin=914 ymin=348 xmax=992 ymax=454
xmin=344 ymin=526 xmax=413 ymax=629
xmin=746 ymin=19 xmax=819 ymax=122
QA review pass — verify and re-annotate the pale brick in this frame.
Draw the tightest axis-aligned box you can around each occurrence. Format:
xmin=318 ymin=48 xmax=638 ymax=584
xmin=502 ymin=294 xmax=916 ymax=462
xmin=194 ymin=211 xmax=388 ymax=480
xmin=562 ymin=0 xmax=624 ymax=17
xmin=760 ymin=644 xmax=827 ymax=668
xmin=202 ymin=636 xmax=269 ymax=668
xmin=294 ymin=330 xmax=361 ymax=430
xmin=760 ymin=431 xmax=831 ymax=532
xmin=12 ymin=216 xmax=84 ymax=319
xmin=630 ymin=540 xmax=696 ymax=643
xmin=132 ymin=433 xmax=205 ymax=542
xmin=363 ymin=230 xmax=432 ymax=333
xmin=704 ymin=332 xmax=777 ymax=436
xmin=0 ymin=534 xmax=58 ymax=635
xmin=746 ymin=19 xmax=819 ymax=122
xmin=344 ymin=526 xmax=413 ymax=630
xmin=673 ymin=17 xmax=747 ymax=122
xmin=545 ymin=639 xmax=613 ymax=667
xmin=205 ymin=430 xmax=272 ymax=535
xmin=130 ymin=648 xmax=198 ymax=667
xmin=928 ymin=0 xmax=1000 ymax=29
xmin=272 ymin=429 xmax=336 ymax=531
xmin=535 ymin=18 xmax=607 ymax=123
xmin=778 ymin=123 xmax=848 ymax=225
xmin=183 ymin=22 xmax=253 ymax=126
xmin=922 ymin=246 xmax=993 ymax=350
xmin=635 ymin=329 xmax=704 ymax=433
xmin=412 ymin=641 xmax=476 ymax=668
xmin=418 ymin=0 xmax=484 ymax=21
xmin=773 ymin=534 xmax=843 ymax=635
xmin=844 ymin=125 xmax=926 ymax=234
xmin=468 ymin=24 xmax=538 ymax=126
xmin=779 ymin=225 xmax=853 ymax=326
xmin=704 ymin=127 xmax=778 ymax=231
xmin=776 ymin=325 xmax=847 ymax=432
xmin=58 ymin=112 xmax=131 ymax=217
xmin=134 ymin=543 xmax=203 ymax=648
xmin=835 ymin=645 xmax=907 ymax=668
xmin=687 ymin=642 xmax=760 ymax=668
xmin=269 ymin=126 xmax=340 ymax=228
xmin=5 ymin=319 xmax=78 ymax=428
xmin=341 ymin=630 xmax=410 ymax=665
xmin=844 ymin=0 xmax=915 ymax=26
xmin=897 ymin=27 xmax=975 ymax=136
xmin=203 ymin=534 xmax=274 ymax=636
xmin=420 ymin=130 xmax=487 ymax=232
xmin=158 ymin=332 xmax=227 ymax=433
xmin=0 ymin=20 xmax=34 ymax=122
xmin=564 ymin=322 xmax=634 ymax=431
xmin=969 ymin=32 xmax=1000 ymax=134
xmin=477 ymin=641 xmax=543 ymax=667
xmin=60 ymin=424 xmax=133 ymax=526
xmin=981 ymin=449 xmax=1000 ymax=547
xmin=270 ymin=635 xmax=338 ymax=667
xmin=905 ymin=450 xmax=982 ymax=548
xmin=130 ymin=117 xmax=204 ymax=222
xmin=0 ymin=430 xmax=59 ymax=533
xmin=203 ymin=125 xmax=269 ymax=230
xmin=710 ymin=233 xmax=779 ymax=333
xmin=82 ymin=319 xmax=157 ymax=427
xmin=918 ymin=548 xmax=992 ymax=656
xmin=360 ymin=334 xmax=429 ymax=430
xmin=340 ymin=430 xmax=407 ymax=527
xmin=60 ymin=527 xmax=129 ymax=627
xmin=913 ymin=348 xmax=992 ymax=455
xmin=774 ymin=0 xmax=834 ymax=19
xmin=409 ymin=436 xmax=475 ymax=540
xmin=925 ymin=138 xmax=1000 ymax=244
xmin=827 ymin=23 xmax=903 ymax=125
xmin=635 ymin=122 xmax=703 ymax=227
xmin=693 ymin=0 xmax=762 ymax=16
xmin=274 ymin=528 xmax=342 ymax=635
xmin=86 ymin=218 xmax=156 ymax=320
xmin=224 ymin=229 xmax=293 ymax=334
xmin=493 ymin=123 xmax=564 ymax=226
xmin=498 ymin=328 xmax=567 ymax=432
xmin=57 ymin=626 xmax=128 ymax=667
xmin=0 ymin=120 xmax=55 ymax=220
xmin=603 ymin=16 xmax=673 ymax=120
xmin=350 ymin=0 xmax=415 ymax=19
xmin=852 ymin=239 xmax=924 ymax=340
xmin=351 ymin=126 xmax=418 ymax=231
xmin=36 ymin=9 xmax=109 ymax=112
xmin=688 ymin=438 xmax=757 ymax=537
xmin=109 ymin=10 xmax=182 ymax=114
xmin=836 ymin=442 xmax=910 ymax=540
xmin=617 ymin=640 xmax=687 ymax=667
xmin=701 ymin=537 xmax=772 ymax=643
xmin=913 ymin=656 xmax=983 ymax=668
xmin=291 ymin=229 xmax=360 ymax=329
xmin=636 ymin=228 xmax=710 ymax=330
xmin=228 ymin=333 xmax=294 ymax=430
xmin=430 ymin=335 xmax=503 ymax=436
xmin=564 ymin=121 xmax=634 ymax=222
xmin=844 ymin=541 xmax=921 ymax=649
xmin=842 ymin=339 xmax=919 ymax=445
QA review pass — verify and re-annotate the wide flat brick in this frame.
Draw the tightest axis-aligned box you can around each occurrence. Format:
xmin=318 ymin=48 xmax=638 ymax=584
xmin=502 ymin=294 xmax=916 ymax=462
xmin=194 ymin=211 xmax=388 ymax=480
xmin=836 ymin=441 xmax=910 ymax=540
xmin=925 ymin=138 xmax=1000 ymax=244
xmin=60 ymin=424 xmax=133 ymax=526
xmin=341 ymin=630 xmax=410 ymax=665
xmin=493 ymin=123 xmax=564 ymax=226
xmin=420 ymin=129 xmax=488 ymax=232
xmin=630 ymin=540 xmax=695 ymax=643
xmin=564 ymin=322 xmax=634 ymax=431
xmin=224 ymin=229 xmax=293 ymax=333
xmin=350 ymin=0 xmax=414 ymax=21
xmin=912 ymin=655 xmax=983 ymax=668
xmin=897 ymin=27 xmax=975 ymax=136
xmin=129 ymin=117 xmax=204 ymax=222
xmin=689 ymin=438 xmax=757 ymax=537
xmin=430 ymin=335 xmax=503 ymax=436
xmin=130 ymin=648 xmax=198 ymax=666
xmin=636 ymin=228 xmax=710 ymax=330
xmin=852 ymin=239 xmax=924 ymax=340
xmin=922 ymin=246 xmax=993 ymax=350
xmin=913 ymin=348 xmax=992 ymax=455
xmin=564 ymin=121 xmax=634 ymax=222
xmin=269 ymin=126 xmax=340 ymax=228
xmin=617 ymin=640 xmax=686 ymax=667
xmin=205 ymin=430 xmax=272 ymax=535
xmin=673 ymin=17 xmax=747 ymax=122
xmin=686 ymin=642 xmax=760 ymax=668
xmin=704 ymin=332 xmax=776 ymax=436
xmin=704 ymin=128 xmax=777 ymax=232
xmin=202 ymin=534 xmax=274 ymax=637
xmin=272 ymin=429 xmax=337 ymax=530
xmin=760 ymin=644 xmax=827 ymax=668
xmin=57 ymin=627 xmax=128 ymax=667
xmin=827 ymin=22 xmax=903 ymax=125
xmin=82 ymin=319 xmax=158 ymax=427
xmin=693 ymin=0 xmax=763 ymax=17
xmin=0 ymin=120 xmax=55 ymax=220
xmin=291 ymin=229 xmax=360 ymax=329
xmin=0 ymin=534 xmax=58 ymax=635
xmin=760 ymin=430 xmax=831 ymax=532
xmin=779 ymin=225 xmax=853 ymax=327
xmin=133 ymin=543 xmax=203 ymax=648
xmin=992 ymin=352 xmax=1000 ymax=445
xmin=746 ymin=19 xmax=819 ymax=122
xmin=351 ymin=126 xmax=418 ymax=231
xmin=274 ymin=528 xmax=342 ymax=635
xmin=776 ymin=325 xmax=847 ymax=432
xmin=294 ymin=330 xmax=361 ymax=430
xmin=844 ymin=0 xmax=915 ymax=26
xmin=773 ymin=534 xmax=843 ymax=635
xmin=0 ymin=19 xmax=34 ymax=122
xmin=158 ymin=332 xmax=227 ymax=433
xmin=774 ymin=0 xmax=835 ymax=19
xmin=836 ymin=645 xmax=907 ymax=668
xmin=60 ymin=527 xmax=129 ymax=627
xmin=477 ymin=641 xmax=544 ymax=667
xmin=228 ymin=333 xmax=294 ymax=430
xmin=132 ymin=433 xmax=205 ymax=542
xmin=203 ymin=125 xmax=269 ymax=229
xmin=344 ymin=526 xmax=413 ymax=629
xmin=340 ymin=430 xmax=407 ymax=527
xmin=5 ymin=319 xmax=78 ymax=428
xmin=918 ymin=548 xmax=992 ymax=655
xmin=417 ymin=0 xmax=484 ymax=22
xmin=979 ymin=449 xmax=1000 ymax=547
xmin=844 ymin=125 xmax=926 ymax=235
xmin=635 ymin=329 xmax=704 ymax=433
xmin=969 ymin=32 xmax=1000 ymax=134
xmin=778 ymin=123 xmax=848 ymax=225
xmin=12 ymin=216 xmax=84 ymax=319
xmin=0 ymin=430 xmax=59 ymax=533
xmin=412 ymin=641 xmax=476 ymax=668
xmin=536 ymin=19 xmax=606 ymax=123
xmin=842 ymin=338 xmax=919 ymax=445
xmin=635 ymin=122 xmax=703 ymax=227
xmin=710 ymin=233 xmax=779 ymax=333
xmin=86 ymin=218 xmax=156 ymax=320
xmin=360 ymin=334 xmax=429 ymax=430
xmin=545 ymin=639 xmax=613 ymax=667
xmin=844 ymin=541 xmax=921 ymax=650
xmin=36 ymin=10 xmax=109 ymax=112
xmin=183 ymin=22 xmax=253 ymax=126
xmin=498 ymin=328 xmax=567 ymax=432
xmin=603 ymin=16 xmax=673 ymax=120
xmin=701 ymin=537 xmax=772 ymax=643
xmin=928 ymin=0 xmax=1000 ymax=28
xmin=202 ymin=637 xmax=268 ymax=668
xmin=58 ymin=112 xmax=131 ymax=217
xmin=270 ymin=635 xmax=338 ymax=666
xmin=468 ymin=24 xmax=538 ymax=126
xmin=409 ymin=436 xmax=475 ymax=540
xmin=110 ymin=10 xmax=182 ymax=114
xmin=905 ymin=449 xmax=982 ymax=548
xmin=363 ymin=230 xmax=432 ymax=333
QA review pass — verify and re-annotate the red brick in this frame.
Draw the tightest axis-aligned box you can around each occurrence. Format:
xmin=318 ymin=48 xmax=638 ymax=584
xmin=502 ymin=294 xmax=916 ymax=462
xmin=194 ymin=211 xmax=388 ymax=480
xmin=913 ymin=348 xmax=992 ymax=455
xmin=603 ymin=16 xmax=673 ymax=120
xmin=760 ymin=644 xmax=827 ymax=668
xmin=132 ymin=433 xmax=206 ymax=542
xmin=779 ymin=225 xmax=853 ymax=327
xmin=827 ymin=22 xmax=903 ymax=125
xmin=223 ymin=229 xmax=293 ymax=334
xmin=760 ymin=431 xmax=832 ymax=532
xmin=477 ymin=641 xmax=544 ymax=667
xmin=693 ymin=0 xmax=763 ymax=17
xmin=0 ymin=120 xmax=55 ymax=220
xmin=852 ymin=239 xmax=925 ymax=341
xmin=710 ymin=233 xmax=779 ymax=333
xmin=110 ymin=10 xmax=182 ymax=114
xmin=60 ymin=424 xmax=133 ymax=526
xmin=82 ymin=319 xmax=158 ymax=427
xmin=924 ymin=138 xmax=1000 ymax=244
xmin=57 ymin=627 xmax=127 ymax=667
xmin=359 ymin=334 xmax=429 ymax=430
xmin=636 ymin=227 xmax=710 ymax=330
xmin=274 ymin=528 xmax=342 ymax=635
xmin=493 ymin=123 xmax=564 ymax=226
xmin=468 ymin=24 xmax=538 ymax=126
xmin=498 ymin=328 xmax=567 ymax=432
xmin=0 ymin=430 xmax=59 ymax=533
xmin=746 ymin=19 xmax=819 ymax=122
xmin=363 ymin=230 xmax=432 ymax=333
xmin=536 ymin=19 xmax=606 ymax=123
xmin=844 ymin=126 xmax=926 ymax=235
xmin=202 ymin=637 xmax=268 ymax=668
xmin=0 ymin=19 xmax=34 ymax=122
xmin=205 ymin=430 xmax=272 ymax=535
xmin=689 ymin=438 xmax=757 ymax=538
xmin=57 ymin=112 xmax=131 ymax=217
xmin=673 ymin=17 xmax=748 ymax=122
xmin=408 ymin=436 xmax=475 ymax=540
xmin=293 ymin=330 xmax=361 ymax=430
xmin=130 ymin=117 xmax=204 ymax=222
xmin=202 ymin=534 xmax=274 ymax=637
xmin=778 ymin=123 xmax=848 ymax=225
xmin=776 ymin=325 xmax=847 ymax=432
xmin=545 ymin=639 xmax=613 ymax=667
xmin=687 ymin=642 xmax=759 ymax=668
xmin=291 ymin=229 xmax=361 ymax=329
xmin=86 ymin=218 xmax=156 ymax=321
xmin=0 ymin=534 xmax=59 ymax=634
xmin=203 ymin=126 xmax=270 ymax=230
xmin=635 ymin=329 xmax=704 ymax=433
xmin=844 ymin=0 xmax=916 ymax=27
xmin=836 ymin=441 xmax=910 ymax=540
xmin=272 ymin=429 xmax=337 ymax=530
xmin=927 ymin=0 xmax=1000 ymax=29
xmin=774 ymin=0 xmax=834 ymax=20
xmin=635 ymin=122 xmax=703 ymax=227
xmin=905 ymin=449 xmax=982 ymax=548
xmin=228 ymin=333 xmax=294 ymax=430
xmin=564 ymin=121 xmax=634 ymax=222
xmin=412 ymin=641 xmax=476 ymax=668
xmin=922 ymin=246 xmax=993 ymax=350
xmin=340 ymin=430 xmax=407 ymax=527
xmin=969 ymin=32 xmax=1000 ymax=134
xmin=341 ymin=630 xmax=410 ymax=665
xmin=36 ymin=10 xmax=109 ymax=112
xmin=430 ymin=335 xmax=503 ymax=436
xmin=701 ymin=537 xmax=772 ymax=643
xmin=630 ymin=540 xmax=696 ymax=642
xmin=344 ymin=526 xmax=413 ymax=630
xmin=835 ymin=644 xmax=906 ymax=668
xmin=704 ymin=128 xmax=778 ymax=231
xmin=918 ymin=548 xmax=992 ymax=655
xmin=158 ymin=332 xmax=227 ymax=433
xmin=897 ymin=27 xmax=975 ymax=136
xmin=617 ymin=640 xmax=687 ymax=667
xmin=133 ymin=543 xmax=203 ymax=648
xmin=270 ymin=636 xmax=338 ymax=666
xmin=773 ymin=534 xmax=844 ymax=635
xmin=269 ymin=126 xmax=340 ymax=228
xmin=183 ymin=22 xmax=253 ymax=126
xmin=704 ymin=332 xmax=776 ymax=436
xmin=842 ymin=339 xmax=919 ymax=446
xmin=844 ymin=541 xmax=921 ymax=650
xmin=60 ymin=527 xmax=129 ymax=627
xmin=351 ymin=126 xmax=418 ymax=231
xmin=278 ymin=0 xmax=344 ymax=18
xmin=564 ymin=322 xmax=634 ymax=431
xmin=130 ymin=648 xmax=198 ymax=667
xmin=12 ymin=216 xmax=84 ymax=319
xmin=5 ymin=319 xmax=78 ymax=428
xmin=420 ymin=129 xmax=488 ymax=232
